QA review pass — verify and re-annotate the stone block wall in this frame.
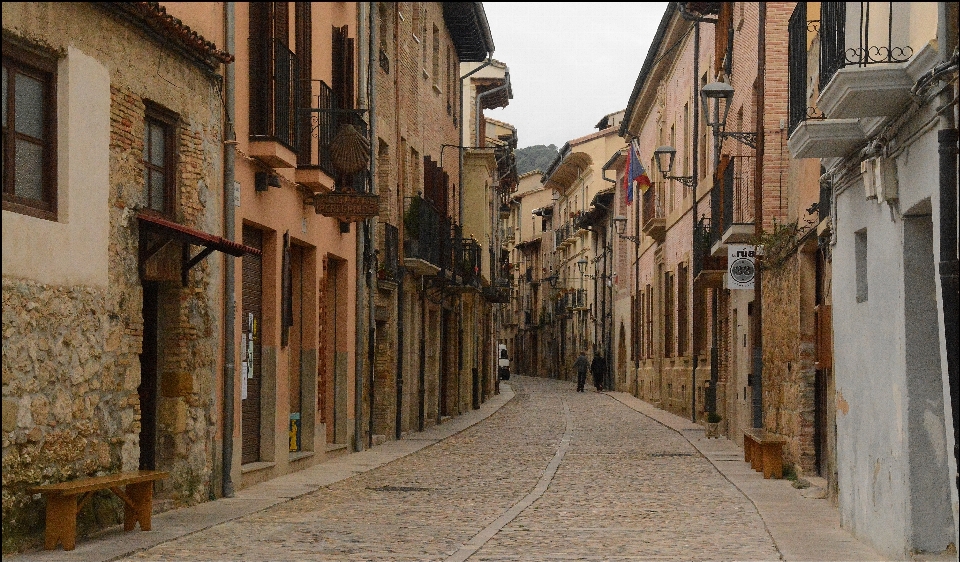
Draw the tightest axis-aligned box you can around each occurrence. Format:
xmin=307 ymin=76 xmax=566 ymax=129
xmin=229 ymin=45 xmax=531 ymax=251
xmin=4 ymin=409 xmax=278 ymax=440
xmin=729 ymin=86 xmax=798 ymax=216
xmin=2 ymin=3 xmax=224 ymax=552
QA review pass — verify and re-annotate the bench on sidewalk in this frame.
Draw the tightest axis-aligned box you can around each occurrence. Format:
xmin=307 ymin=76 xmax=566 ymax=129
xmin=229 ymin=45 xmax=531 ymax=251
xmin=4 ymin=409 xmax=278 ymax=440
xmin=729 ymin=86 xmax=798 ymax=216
xmin=743 ymin=428 xmax=787 ymax=479
xmin=29 ymin=470 xmax=169 ymax=551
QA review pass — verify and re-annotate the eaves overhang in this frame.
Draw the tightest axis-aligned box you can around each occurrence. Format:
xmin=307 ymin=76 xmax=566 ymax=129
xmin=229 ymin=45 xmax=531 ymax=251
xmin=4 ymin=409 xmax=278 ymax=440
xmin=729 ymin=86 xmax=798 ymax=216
xmin=543 ymin=151 xmax=593 ymax=192
xmin=444 ymin=2 xmax=495 ymax=62
xmin=620 ymin=2 xmax=682 ymax=138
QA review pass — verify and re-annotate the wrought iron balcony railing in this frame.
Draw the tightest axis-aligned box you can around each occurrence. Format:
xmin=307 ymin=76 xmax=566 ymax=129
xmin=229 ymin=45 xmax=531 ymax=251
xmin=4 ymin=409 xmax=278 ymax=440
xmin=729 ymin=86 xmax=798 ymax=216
xmin=303 ymin=80 xmax=368 ymax=191
xmin=820 ymin=2 xmax=913 ymax=88
xmin=710 ymin=155 xmax=755 ymax=245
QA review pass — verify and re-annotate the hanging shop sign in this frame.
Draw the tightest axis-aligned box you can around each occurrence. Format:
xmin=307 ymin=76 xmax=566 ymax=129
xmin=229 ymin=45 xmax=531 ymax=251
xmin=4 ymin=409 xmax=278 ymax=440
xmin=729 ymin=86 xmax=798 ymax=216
xmin=727 ymin=244 xmax=756 ymax=290
xmin=312 ymin=192 xmax=380 ymax=222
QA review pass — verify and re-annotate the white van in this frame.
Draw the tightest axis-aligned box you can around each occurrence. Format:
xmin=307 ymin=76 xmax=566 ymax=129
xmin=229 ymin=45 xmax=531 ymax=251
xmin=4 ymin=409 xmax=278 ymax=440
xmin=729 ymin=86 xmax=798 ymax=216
xmin=497 ymin=343 xmax=510 ymax=380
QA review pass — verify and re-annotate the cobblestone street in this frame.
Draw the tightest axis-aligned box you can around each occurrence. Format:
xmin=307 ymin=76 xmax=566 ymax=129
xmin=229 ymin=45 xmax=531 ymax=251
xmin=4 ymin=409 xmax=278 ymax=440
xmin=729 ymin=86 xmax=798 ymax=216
xmin=119 ymin=376 xmax=780 ymax=561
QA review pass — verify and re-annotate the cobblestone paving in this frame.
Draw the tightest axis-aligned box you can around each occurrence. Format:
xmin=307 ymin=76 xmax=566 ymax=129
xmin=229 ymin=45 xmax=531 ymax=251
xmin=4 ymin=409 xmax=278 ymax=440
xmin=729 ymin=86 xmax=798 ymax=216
xmin=120 ymin=376 xmax=780 ymax=561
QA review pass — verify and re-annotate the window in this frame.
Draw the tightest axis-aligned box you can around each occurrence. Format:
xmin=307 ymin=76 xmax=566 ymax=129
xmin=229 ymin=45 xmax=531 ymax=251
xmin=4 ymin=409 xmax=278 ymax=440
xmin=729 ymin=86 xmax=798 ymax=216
xmin=664 ymin=271 xmax=674 ymax=357
xmin=677 ymin=262 xmax=688 ymax=356
xmin=412 ymin=2 xmax=422 ymax=42
xmin=432 ymin=25 xmax=440 ymax=89
xmin=143 ymin=103 xmax=178 ymax=217
xmin=855 ymin=228 xmax=868 ymax=302
xmin=2 ymin=41 xmax=58 ymax=220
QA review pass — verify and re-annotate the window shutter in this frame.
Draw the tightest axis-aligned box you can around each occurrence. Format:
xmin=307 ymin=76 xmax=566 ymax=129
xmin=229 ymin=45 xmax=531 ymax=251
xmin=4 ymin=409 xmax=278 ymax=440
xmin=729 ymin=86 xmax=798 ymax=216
xmin=296 ymin=2 xmax=312 ymax=165
xmin=249 ymin=2 xmax=275 ymax=137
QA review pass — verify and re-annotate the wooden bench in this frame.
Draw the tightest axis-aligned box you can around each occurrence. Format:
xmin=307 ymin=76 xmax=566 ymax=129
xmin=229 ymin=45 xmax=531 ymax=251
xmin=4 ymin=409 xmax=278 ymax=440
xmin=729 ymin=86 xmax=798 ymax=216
xmin=29 ymin=470 xmax=169 ymax=551
xmin=743 ymin=428 xmax=787 ymax=479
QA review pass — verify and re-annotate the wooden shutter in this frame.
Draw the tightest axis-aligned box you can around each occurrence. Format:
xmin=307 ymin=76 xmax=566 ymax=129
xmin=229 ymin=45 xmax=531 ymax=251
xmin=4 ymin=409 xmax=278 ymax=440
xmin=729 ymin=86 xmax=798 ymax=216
xmin=332 ymin=26 xmax=354 ymax=110
xmin=715 ymin=2 xmax=733 ymax=75
xmin=296 ymin=2 xmax=312 ymax=165
xmin=249 ymin=2 xmax=275 ymax=137
xmin=274 ymin=2 xmax=289 ymax=46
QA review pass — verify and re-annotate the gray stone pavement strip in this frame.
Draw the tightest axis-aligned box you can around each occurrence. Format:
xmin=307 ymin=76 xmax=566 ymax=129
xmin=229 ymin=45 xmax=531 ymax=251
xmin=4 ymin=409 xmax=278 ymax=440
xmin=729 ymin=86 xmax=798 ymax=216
xmin=10 ymin=376 xmax=887 ymax=561
xmin=446 ymin=402 xmax=574 ymax=562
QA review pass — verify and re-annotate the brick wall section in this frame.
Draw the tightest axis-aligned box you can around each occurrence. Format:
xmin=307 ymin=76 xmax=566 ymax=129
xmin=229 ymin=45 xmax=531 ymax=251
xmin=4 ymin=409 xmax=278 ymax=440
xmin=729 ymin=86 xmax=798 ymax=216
xmin=373 ymin=2 xmax=472 ymax=437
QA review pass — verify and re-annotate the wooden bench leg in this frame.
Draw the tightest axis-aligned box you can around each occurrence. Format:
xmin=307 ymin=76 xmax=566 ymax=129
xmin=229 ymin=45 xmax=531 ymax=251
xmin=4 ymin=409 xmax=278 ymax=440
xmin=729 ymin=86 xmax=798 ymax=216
xmin=123 ymin=481 xmax=154 ymax=531
xmin=762 ymin=445 xmax=783 ymax=479
xmin=44 ymin=494 xmax=78 ymax=551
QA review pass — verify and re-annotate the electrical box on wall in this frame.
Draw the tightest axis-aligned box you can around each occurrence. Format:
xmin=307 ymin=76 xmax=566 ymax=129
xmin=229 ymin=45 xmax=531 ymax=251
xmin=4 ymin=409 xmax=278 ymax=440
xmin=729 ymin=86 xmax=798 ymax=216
xmin=860 ymin=157 xmax=899 ymax=202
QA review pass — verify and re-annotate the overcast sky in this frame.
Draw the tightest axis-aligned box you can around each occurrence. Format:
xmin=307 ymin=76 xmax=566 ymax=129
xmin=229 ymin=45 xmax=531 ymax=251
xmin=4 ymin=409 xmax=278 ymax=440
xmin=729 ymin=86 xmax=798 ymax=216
xmin=481 ymin=2 xmax=669 ymax=149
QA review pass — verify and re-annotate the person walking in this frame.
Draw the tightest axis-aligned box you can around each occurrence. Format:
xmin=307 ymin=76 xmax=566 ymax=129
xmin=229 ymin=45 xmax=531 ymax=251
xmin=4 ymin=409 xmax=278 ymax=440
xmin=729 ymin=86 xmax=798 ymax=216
xmin=591 ymin=350 xmax=607 ymax=392
xmin=574 ymin=350 xmax=590 ymax=392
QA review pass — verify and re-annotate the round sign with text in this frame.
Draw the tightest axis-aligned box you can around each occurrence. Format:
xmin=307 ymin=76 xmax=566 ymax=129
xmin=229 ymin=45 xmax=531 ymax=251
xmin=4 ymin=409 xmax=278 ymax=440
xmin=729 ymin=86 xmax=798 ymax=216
xmin=730 ymin=257 xmax=755 ymax=284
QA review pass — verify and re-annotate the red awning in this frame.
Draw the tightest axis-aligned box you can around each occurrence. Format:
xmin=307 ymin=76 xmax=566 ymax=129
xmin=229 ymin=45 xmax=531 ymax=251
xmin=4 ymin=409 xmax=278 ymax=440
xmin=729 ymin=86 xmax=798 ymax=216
xmin=137 ymin=212 xmax=260 ymax=257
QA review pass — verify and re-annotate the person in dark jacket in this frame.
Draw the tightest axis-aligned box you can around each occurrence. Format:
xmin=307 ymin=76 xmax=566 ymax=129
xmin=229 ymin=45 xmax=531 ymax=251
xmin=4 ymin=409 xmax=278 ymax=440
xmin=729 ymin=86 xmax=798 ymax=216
xmin=591 ymin=351 xmax=607 ymax=392
xmin=573 ymin=350 xmax=590 ymax=392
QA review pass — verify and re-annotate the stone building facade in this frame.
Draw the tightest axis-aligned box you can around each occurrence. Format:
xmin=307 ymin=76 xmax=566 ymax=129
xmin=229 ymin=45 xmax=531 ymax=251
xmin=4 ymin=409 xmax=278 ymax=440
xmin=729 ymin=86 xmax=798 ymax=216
xmin=2 ymin=2 xmax=233 ymax=552
xmin=371 ymin=2 xmax=499 ymax=441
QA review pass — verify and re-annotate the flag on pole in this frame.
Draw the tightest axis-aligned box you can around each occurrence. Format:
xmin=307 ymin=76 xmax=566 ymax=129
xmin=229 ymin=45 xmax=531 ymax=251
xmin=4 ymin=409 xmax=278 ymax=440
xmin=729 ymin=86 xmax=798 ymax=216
xmin=630 ymin=139 xmax=652 ymax=193
xmin=624 ymin=146 xmax=634 ymax=205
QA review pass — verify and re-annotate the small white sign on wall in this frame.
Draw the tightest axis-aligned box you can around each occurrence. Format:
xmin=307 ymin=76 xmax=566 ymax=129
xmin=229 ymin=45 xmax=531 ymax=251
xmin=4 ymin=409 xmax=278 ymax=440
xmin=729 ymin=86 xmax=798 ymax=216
xmin=727 ymin=244 xmax=756 ymax=290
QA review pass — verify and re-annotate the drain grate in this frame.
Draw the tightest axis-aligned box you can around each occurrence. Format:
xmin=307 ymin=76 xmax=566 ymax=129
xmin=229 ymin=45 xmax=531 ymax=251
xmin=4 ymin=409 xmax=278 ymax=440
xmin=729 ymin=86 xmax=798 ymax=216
xmin=367 ymin=485 xmax=433 ymax=492
xmin=648 ymin=452 xmax=696 ymax=458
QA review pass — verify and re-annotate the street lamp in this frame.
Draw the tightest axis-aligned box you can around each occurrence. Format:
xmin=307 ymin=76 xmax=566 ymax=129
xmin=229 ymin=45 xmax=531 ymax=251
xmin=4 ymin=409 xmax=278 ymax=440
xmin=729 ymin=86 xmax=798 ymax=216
xmin=653 ymin=145 xmax=696 ymax=188
xmin=613 ymin=214 xmax=641 ymax=245
xmin=701 ymin=80 xmax=757 ymax=149
xmin=576 ymin=257 xmax=587 ymax=276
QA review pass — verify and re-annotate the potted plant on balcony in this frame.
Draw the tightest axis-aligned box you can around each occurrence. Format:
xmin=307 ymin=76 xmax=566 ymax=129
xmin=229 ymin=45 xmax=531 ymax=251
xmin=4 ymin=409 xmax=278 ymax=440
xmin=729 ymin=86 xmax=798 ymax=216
xmin=705 ymin=412 xmax=722 ymax=438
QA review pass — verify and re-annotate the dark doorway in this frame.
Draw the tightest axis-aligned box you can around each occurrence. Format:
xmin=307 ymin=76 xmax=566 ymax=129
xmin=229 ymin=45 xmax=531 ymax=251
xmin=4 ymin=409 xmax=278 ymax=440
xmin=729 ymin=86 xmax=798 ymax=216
xmin=241 ymin=226 xmax=264 ymax=464
xmin=138 ymin=281 xmax=160 ymax=470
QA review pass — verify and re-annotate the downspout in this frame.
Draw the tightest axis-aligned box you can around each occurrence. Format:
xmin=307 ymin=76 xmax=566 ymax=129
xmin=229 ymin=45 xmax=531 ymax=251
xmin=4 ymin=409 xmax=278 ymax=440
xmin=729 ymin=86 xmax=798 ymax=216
xmin=221 ymin=1 xmax=236 ymax=499
xmin=477 ymin=74 xmax=510 ymax=401
xmin=354 ymin=1 xmax=376 ymax=453
xmin=690 ymin=19 xmax=700 ymax=423
xmin=752 ymin=3 xmax=766 ymax=429
xmin=366 ymin=0 xmax=379 ymax=449
xmin=459 ymin=57 xmax=493 ymax=218
xmin=935 ymin=2 xmax=959 ymax=496
xmin=458 ymin=56 xmax=493 ymax=413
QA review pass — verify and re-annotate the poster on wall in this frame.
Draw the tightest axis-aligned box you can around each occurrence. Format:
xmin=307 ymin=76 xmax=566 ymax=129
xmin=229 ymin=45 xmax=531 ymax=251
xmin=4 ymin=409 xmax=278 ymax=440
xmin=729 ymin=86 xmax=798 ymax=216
xmin=726 ymin=244 xmax=756 ymax=290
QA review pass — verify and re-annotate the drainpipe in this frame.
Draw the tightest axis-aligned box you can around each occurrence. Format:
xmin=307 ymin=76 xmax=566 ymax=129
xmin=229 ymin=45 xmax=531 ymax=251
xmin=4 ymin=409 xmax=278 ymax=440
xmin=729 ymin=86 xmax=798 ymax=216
xmin=752 ymin=3 xmax=767 ymax=429
xmin=221 ymin=1 xmax=236 ymax=499
xmin=475 ymin=73 xmax=511 ymax=147
xmin=366 ymin=0 xmax=379 ymax=450
xmin=690 ymin=19 xmax=700 ymax=423
xmin=936 ymin=0 xmax=959 ymax=496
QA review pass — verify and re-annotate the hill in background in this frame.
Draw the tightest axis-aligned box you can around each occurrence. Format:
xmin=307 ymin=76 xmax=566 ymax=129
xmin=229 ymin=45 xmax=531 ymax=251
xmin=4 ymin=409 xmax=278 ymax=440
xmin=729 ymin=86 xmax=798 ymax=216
xmin=515 ymin=144 xmax=559 ymax=176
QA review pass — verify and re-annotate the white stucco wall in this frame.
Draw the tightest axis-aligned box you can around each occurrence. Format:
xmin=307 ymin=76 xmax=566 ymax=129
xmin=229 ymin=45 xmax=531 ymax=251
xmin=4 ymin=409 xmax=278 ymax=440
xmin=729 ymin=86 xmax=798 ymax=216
xmin=2 ymin=46 xmax=110 ymax=288
xmin=832 ymin=115 xmax=955 ymax=557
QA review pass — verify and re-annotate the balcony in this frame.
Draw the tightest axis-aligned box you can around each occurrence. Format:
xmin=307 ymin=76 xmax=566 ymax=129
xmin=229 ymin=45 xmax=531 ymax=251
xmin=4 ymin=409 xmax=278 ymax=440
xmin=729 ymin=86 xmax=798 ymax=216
xmin=249 ymin=39 xmax=301 ymax=169
xmin=403 ymin=195 xmax=442 ymax=276
xmin=297 ymin=80 xmax=369 ymax=192
xmin=710 ymin=156 xmax=755 ymax=256
xmin=641 ymin=187 xmax=665 ymax=242
xmin=378 ymin=223 xmax=400 ymax=285
xmin=788 ymin=2 xmax=939 ymax=159
xmin=818 ymin=2 xmax=937 ymax=120
xmin=694 ymin=217 xmax=726 ymax=288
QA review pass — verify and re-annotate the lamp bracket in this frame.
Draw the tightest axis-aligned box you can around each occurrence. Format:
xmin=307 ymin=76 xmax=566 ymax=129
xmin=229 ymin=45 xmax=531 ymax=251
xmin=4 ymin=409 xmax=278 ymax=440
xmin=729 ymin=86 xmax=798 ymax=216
xmin=666 ymin=174 xmax=697 ymax=188
xmin=718 ymin=131 xmax=757 ymax=149
xmin=618 ymin=234 xmax=642 ymax=246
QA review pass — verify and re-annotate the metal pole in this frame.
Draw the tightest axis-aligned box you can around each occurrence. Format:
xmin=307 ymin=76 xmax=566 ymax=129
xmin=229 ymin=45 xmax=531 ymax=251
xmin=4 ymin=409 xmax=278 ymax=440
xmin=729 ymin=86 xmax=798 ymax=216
xmin=690 ymin=19 xmax=700 ymax=423
xmin=221 ymin=0 xmax=236 ymax=498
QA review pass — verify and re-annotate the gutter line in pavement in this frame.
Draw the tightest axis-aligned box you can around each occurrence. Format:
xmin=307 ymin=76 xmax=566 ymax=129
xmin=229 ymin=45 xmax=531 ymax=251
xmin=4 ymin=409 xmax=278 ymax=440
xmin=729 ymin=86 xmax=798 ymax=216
xmin=445 ymin=401 xmax=573 ymax=562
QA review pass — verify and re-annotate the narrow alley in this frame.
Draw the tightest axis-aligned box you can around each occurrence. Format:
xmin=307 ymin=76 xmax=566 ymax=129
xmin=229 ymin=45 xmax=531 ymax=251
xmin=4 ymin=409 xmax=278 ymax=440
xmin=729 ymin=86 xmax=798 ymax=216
xmin=15 ymin=376 xmax=885 ymax=562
